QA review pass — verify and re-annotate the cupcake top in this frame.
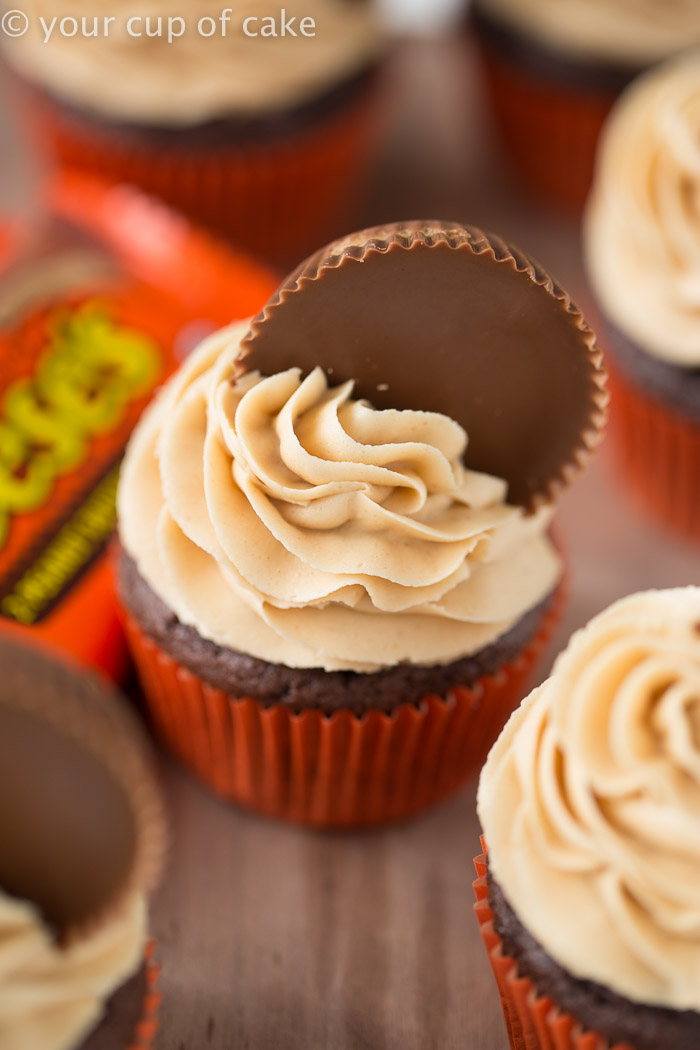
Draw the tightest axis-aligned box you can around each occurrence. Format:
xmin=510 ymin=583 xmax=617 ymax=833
xmin=119 ymin=328 xmax=561 ymax=671
xmin=478 ymin=588 xmax=700 ymax=1012
xmin=474 ymin=0 xmax=700 ymax=66
xmin=118 ymin=222 xmax=606 ymax=674
xmin=0 ymin=893 xmax=146 ymax=1050
xmin=0 ymin=635 xmax=165 ymax=1050
xmin=3 ymin=0 xmax=383 ymax=125
xmin=584 ymin=53 xmax=700 ymax=368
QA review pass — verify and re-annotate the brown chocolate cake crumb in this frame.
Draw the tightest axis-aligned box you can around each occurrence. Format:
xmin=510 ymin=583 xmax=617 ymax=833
xmin=17 ymin=62 xmax=381 ymax=147
xmin=81 ymin=965 xmax=148 ymax=1050
xmin=118 ymin=550 xmax=555 ymax=716
xmin=603 ymin=317 xmax=700 ymax=422
xmin=487 ymin=867 xmax=700 ymax=1050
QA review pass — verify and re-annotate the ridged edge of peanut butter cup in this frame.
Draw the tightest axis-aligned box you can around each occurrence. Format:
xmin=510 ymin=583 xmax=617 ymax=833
xmin=0 ymin=634 xmax=166 ymax=945
xmin=238 ymin=220 xmax=608 ymax=509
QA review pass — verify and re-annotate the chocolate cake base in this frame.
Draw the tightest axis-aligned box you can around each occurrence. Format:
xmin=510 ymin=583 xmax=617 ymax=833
xmin=118 ymin=550 xmax=554 ymax=716
xmin=602 ymin=317 xmax=700 ymax=422
xmin=487 ymin=867 xmax=700 ymax=1050
xmin=470 ymin=3 xmax=642 ymax=94
xmin=16 ymin=61 xmax=381 ymax=149
xmin=81 ymin=965 xmax=148 ymax=1050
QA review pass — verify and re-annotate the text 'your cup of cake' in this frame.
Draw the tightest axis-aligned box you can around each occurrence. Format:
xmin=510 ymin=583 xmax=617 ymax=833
xmin=0 ymin=0 xmax=388 ymax=266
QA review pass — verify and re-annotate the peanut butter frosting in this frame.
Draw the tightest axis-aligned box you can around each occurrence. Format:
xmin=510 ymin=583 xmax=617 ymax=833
xmin=0 ymin=892 xmax=145 ymax=1050
xmin=118 ymin=322 xmax=561 ymax=673
xmin=584 ymin=54 xmax=700 ymax=368
xmin=3 ymin=0 xmax=382 ymax=125
xmin=476 ymin=0 xmax=700 ymax=65
xmin=478 ymin=588 xmax=700 ymax=1011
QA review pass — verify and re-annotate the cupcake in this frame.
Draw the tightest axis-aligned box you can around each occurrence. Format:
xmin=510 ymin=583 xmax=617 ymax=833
xmin=0 ymin=633 xmax=166 ymax=1050
xmin=116 ymin=221 xmax=607 ymax=829
xmin=470 ymin=0 xmax=700 ymax=212
xmin=1 ymin=0 xmax=385 ymax=265
xmin=584 ymin=53 xmax=700 ymax=544
xmin=476 ymin=587 xmax=700 ymax=1050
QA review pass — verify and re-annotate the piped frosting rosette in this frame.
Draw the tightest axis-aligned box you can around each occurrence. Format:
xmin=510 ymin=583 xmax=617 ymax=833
xmin=479 ymin=587 xmax=700 ymax=1011
xmin=120 ymin=221 xmax=608 ymax=675
xmin=585 ymin=52 xmax=700 ymax=367
xmin=120 ymin=322 xmax=561 ymax=672
xmin=0 ymin=894 xmax=147 ymax=1050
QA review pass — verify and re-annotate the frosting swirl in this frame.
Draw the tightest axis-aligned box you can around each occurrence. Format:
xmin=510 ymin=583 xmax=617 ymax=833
xmin=0 ymin=892 xmax=145 ymax=1050
xmin=118 ymin=322 xmax=561 ymax=673
xmin=478 ymin=588 xmax=700 ymax=1011
xmin=476 ymin=0 xmax=700 ymax=65
xmin=585 ymin=53 xmax=700 ymax=367
xmin=3 ymin=0 xmax=382 ymax=125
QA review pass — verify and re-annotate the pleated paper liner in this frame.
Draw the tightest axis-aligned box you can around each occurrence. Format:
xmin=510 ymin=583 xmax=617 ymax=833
xmin=122 ymin=585 xmax=563 ymax=829
xmin=606 ymin=364 xmax=700 ymax=545
xmin=472 ymin=36 xmax=619 ymax=214
xmin=83 ymin=941 xmax=161 ymax=1050
xmin=127 ymin=943 xmax=161 ymax=1050
xmin=17 ymin=78 xmax=382 ymax=268
xmin=473 ymin=846 xmax=635 ymax=1050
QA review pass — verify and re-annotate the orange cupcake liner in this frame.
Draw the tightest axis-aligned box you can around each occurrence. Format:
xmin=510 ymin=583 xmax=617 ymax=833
xmin=607 ymin=364 xmax=700 ymax=544
xmin=18 ymin=79 xmax=382 ymax=267
xmin=128 ymin=941 xmax=161 ymax=1050
xmin=473 ymin=845 xmax=635 ymax=1050
xmin=122 ymin=588 xmax=563 ymax=829
xmin=473 ymin=40 xmax=618 ymax=214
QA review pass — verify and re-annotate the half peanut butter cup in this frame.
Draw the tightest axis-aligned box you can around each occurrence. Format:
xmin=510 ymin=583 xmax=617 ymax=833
xmin=0 ymin=635 xmax=165 ymax=943
xmin=238 ymin=221 xmax=608 ymax=509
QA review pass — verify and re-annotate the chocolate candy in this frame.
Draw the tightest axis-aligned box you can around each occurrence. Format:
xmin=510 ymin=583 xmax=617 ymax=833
xmin=240 ymin=222 xmax=608 ymax=509
xmin=0 ymin=634 xmax=165 ymax=941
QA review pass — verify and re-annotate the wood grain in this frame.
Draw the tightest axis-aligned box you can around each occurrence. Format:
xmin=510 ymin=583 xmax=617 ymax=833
xmin=0 ymin=35 xmax=697 ymax=1050
xmin=153 ymin=770 xmax=501 ymax=1050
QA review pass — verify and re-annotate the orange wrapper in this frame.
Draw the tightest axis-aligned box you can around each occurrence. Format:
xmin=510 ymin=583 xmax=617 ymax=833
xmin=0 ymin=174 xmax=276 ymax=680
xmin=473 ymin=38 xmax=618 ymax=214
xmin=19 ymin=77 xmax=382 ymax=268
xmin=122 ymin=588 xmax=563 ymax=829
xmin=606 ymin=364 xmax=700 ymax=545
xmin=473 ymin=845 xmax=635 ymax=1050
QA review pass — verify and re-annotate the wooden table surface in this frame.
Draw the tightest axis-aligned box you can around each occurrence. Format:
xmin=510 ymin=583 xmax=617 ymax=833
xmin=1 ymin=36 xmax=698 ymax=1050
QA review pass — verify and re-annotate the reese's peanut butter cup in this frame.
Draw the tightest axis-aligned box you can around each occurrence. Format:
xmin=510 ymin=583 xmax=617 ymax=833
xmin=0 ymin=172 xmax=276 ymax=680
xmin=0 ymin=633 xmax=165 ymax=943
xmin=239 ymin=221 xmax=608 ymax=510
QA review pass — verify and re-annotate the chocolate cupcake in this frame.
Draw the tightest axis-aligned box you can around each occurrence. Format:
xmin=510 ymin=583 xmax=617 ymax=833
xmin=117 ymin=220 xmax=607 ymax=828
xmin=584 ymin=53 xmax=700 ymax=544
xmin=0 ymin=634 xmax=165 ymax=1050
xmin=470 ymin=0 xmax=700 ymax=212
xmin=1 ymin=0 xmax=386 ymax=265
xmin=476 ymin=588 xmax=700 ymax=1050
